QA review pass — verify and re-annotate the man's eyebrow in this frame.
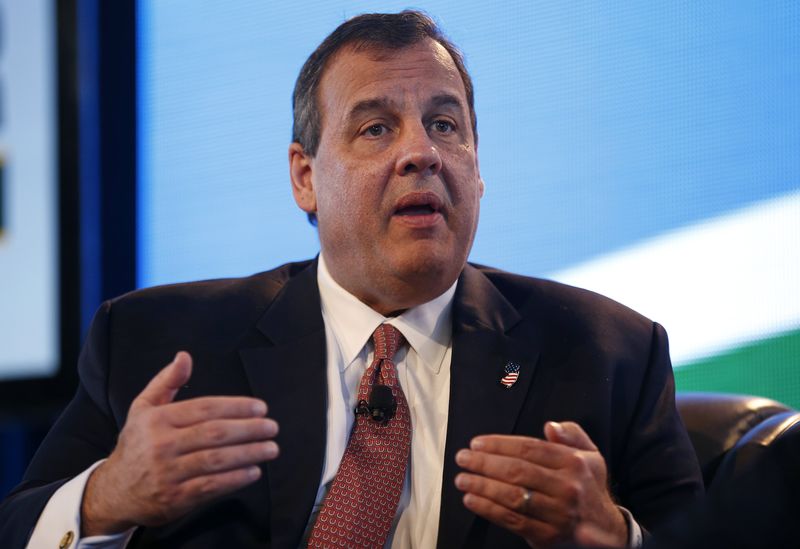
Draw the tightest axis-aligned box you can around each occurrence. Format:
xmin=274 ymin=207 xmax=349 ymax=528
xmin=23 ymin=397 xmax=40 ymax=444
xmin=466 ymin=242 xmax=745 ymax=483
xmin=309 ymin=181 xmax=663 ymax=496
xmin=346 ymin=97 xmax=397 ymax=123
xmin=345 ymin=93 xmax=464 ymax=124
xmin=429 ymin=94 xmax=463 ymax=110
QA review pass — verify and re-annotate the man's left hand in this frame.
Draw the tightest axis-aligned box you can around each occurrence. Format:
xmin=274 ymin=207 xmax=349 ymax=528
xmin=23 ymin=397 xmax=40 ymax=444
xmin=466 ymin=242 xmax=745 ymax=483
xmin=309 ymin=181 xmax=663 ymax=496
xmin=454 ymin=421 xmax=628 ymax=548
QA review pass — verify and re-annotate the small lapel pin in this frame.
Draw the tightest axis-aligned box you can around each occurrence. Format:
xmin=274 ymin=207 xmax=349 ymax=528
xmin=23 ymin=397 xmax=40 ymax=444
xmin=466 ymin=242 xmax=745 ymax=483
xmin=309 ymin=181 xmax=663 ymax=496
xmin=499 ymin=361 xmax=521 ymax=388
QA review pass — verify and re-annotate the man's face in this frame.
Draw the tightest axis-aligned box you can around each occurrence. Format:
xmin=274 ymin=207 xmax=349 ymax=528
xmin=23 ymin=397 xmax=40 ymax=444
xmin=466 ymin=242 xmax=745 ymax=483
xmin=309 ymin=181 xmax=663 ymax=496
xmin=290 ymin=39 xmax=483 ymax=314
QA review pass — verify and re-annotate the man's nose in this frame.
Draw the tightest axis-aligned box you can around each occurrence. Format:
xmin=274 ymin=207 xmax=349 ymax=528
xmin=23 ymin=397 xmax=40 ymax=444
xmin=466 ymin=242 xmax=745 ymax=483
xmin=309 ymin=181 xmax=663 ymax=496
xmin=394 ymin=126 xmax=442 ymax=177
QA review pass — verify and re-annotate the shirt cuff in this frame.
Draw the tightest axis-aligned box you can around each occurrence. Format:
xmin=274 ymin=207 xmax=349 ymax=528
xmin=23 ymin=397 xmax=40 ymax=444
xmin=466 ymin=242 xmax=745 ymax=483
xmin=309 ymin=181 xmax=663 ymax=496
xmin=25 ymin=460 xmax=137 ymax=549
xmin=618 ymin=505 xmax=643 ymax=548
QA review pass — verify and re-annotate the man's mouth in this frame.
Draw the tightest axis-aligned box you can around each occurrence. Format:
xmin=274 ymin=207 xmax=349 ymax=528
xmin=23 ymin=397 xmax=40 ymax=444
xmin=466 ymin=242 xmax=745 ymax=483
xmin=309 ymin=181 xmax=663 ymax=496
xmin=393 ymin=192 xmax=443 ymax=216
xmin=392 ymin=192 xmax=444 ymax=229
xmin=396 ymin=204 xmax=437 ymax=216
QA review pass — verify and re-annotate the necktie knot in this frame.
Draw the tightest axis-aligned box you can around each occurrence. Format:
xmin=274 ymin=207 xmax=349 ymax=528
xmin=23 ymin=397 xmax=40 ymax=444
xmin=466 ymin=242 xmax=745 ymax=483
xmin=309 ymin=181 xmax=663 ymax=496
xmin=372 ymin=324 xmax=404 ymax=361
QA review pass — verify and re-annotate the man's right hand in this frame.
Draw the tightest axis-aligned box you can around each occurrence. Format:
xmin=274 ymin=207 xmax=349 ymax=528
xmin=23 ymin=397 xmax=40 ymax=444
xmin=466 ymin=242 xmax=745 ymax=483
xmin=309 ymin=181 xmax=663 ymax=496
xmin=81 ymin=351 xmax=279 ymax=536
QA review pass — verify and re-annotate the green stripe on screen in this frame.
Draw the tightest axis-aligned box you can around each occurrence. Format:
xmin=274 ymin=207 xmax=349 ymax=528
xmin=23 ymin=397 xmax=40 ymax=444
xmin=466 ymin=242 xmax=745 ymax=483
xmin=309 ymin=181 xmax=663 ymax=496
xmin=674 ymin=328 xmax=800 ymax=409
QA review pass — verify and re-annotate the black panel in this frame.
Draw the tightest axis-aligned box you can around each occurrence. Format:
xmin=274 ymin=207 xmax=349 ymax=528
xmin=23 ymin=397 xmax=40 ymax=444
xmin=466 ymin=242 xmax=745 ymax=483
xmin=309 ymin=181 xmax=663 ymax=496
xmin=98 ymin=0 xmax=137 ymax=302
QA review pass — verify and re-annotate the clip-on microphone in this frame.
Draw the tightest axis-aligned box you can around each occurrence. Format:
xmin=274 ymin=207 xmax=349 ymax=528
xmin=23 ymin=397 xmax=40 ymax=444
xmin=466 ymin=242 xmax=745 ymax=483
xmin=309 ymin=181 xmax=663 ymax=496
xmin=355 ymin=384 xmax=397 ymax=423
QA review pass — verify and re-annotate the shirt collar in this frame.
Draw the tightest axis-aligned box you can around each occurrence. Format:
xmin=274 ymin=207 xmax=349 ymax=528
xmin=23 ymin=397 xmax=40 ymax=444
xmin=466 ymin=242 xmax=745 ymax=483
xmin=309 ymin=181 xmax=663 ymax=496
xmin=317 ymin=253 xmax=456 ymax=374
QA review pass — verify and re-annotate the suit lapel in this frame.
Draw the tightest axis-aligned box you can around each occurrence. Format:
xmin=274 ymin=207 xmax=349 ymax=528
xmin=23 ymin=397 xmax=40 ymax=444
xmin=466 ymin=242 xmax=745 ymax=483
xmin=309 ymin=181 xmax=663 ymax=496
xmin=438 ymin=265 xmax=542 ymax=548
xmin=239 ymin=261 xmax=327 ymax=549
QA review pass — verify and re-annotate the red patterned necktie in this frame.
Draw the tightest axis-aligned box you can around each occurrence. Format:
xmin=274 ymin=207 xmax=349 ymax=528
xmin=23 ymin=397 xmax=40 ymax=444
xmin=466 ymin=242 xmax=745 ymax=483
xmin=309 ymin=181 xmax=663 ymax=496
xmin=307 ymin=324 xmax=412 ymax=548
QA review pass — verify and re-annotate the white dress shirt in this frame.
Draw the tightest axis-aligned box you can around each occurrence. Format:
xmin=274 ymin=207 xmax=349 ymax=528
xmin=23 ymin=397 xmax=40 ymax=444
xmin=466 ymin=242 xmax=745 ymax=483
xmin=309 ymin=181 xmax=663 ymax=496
xmin=312 ymin=253 xmax=456 ymax=548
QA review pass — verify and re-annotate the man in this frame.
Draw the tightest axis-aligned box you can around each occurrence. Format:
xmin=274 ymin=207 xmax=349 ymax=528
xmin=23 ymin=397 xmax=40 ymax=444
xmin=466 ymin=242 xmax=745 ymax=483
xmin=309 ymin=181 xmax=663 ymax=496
xmin=0 ymin=11 xmax=702 ymax=548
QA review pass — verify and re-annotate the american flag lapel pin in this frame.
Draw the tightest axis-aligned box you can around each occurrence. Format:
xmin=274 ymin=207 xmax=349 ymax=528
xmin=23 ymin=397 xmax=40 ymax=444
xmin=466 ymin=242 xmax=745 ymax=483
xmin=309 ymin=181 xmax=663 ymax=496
xmin=500 ymin=361 xmax=521 ymax=388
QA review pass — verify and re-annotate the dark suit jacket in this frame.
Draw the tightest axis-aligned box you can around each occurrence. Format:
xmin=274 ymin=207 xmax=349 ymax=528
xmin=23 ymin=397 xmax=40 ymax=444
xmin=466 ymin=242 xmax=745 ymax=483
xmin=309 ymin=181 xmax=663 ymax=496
xmin=0 ymin=260 xmax=702 ymax=547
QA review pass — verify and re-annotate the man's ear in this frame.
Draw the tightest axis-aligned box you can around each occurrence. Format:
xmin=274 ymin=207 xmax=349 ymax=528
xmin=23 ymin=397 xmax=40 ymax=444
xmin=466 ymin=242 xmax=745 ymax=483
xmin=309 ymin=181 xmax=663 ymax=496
xmin=289 ymin=142 xmax=317 ymax=214
xmin=479 ymin=177 xmax=485 ymax=198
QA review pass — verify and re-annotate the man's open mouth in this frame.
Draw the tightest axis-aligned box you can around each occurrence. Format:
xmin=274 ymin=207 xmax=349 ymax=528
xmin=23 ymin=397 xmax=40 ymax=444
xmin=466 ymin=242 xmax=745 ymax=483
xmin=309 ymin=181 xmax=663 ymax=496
xmin=396 ymin=204 xmax=437 ymax=216
xmin=393 ymin=192 xmax=443 ymax=217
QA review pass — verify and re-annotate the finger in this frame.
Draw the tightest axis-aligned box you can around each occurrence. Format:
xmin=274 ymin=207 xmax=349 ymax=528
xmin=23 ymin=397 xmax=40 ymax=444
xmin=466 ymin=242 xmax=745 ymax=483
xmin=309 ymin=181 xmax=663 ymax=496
xmin=544 ymin=421 xmax=598 ymax=452
xmin=165 ymin=396 xmax=268 ymax=428
xmin=455 ymin=472 xmax=571 ymax=526
xmin=455 ymin=449 xmax=561 ymax=496
xmin=133 ymin=352 xmax=193 ymax=409
xmin=469 ymin=435 xmax=569 ymax=468
xmin=175 ymin=440 xmax=279 ymax=482
xmin=172 ymin=465 xmax=263 ymax=515
xmin=462 ymin=492 xmax=561 ymax=547
xmin=175 ymin=417 xmax=279 ymax=454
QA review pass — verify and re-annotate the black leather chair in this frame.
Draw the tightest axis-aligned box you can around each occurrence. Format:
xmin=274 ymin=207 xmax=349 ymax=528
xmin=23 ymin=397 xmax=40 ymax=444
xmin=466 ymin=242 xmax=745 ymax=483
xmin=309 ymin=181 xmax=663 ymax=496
xmin=676 ymin=392 xmax=800 ymax=490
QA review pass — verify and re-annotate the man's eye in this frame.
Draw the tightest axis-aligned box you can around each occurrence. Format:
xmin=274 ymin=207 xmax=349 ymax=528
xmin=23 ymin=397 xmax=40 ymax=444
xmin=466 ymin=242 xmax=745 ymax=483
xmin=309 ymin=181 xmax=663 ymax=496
xmin=432 ymin=120 xmax=455 ymax=133
xmin=364 ymin=124 xmax=387 ymax=137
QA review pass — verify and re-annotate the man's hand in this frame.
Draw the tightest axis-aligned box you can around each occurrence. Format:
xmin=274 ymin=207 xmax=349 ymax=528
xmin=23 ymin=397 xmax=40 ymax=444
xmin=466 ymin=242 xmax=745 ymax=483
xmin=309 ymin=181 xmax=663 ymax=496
xmin=454 ymin=421 xmax=628 ymax=548
xmin=81 ymin=352 xmax=279 ymax=536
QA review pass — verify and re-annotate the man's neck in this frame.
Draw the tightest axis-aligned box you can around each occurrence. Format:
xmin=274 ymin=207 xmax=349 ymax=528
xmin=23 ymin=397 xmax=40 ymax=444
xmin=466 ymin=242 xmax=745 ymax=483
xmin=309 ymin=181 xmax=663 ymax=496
xmin=319 ymin=253 xmax=459 ymax=316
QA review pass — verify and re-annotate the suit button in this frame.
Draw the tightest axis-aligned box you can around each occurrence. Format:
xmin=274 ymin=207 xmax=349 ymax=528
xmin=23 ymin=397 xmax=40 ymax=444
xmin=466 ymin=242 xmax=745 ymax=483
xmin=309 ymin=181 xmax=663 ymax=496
xmin=59 ymin=531 xmax=75 ymax=548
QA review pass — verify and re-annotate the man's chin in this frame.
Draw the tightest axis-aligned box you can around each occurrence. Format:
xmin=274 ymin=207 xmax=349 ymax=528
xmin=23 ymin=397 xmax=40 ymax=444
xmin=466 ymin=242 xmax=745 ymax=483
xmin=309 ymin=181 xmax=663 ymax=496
xmin=391 ymin=249 xmax=465 ymax=289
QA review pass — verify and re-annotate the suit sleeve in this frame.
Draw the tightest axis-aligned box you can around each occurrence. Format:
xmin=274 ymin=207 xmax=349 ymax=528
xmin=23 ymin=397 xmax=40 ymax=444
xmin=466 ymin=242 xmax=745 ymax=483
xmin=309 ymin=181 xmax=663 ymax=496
xmin=615 ymin=322 xmax=704 ymax=531
xmin=0 ymin=303 xmax=122 ymax=547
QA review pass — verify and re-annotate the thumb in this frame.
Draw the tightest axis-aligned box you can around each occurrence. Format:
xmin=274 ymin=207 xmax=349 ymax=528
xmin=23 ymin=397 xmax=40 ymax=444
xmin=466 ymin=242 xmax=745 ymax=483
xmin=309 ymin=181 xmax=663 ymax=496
xmin=544 ymin=421 xmax=598 ymax=451
xmin=132 ymin=351 xmax=193 ymax=409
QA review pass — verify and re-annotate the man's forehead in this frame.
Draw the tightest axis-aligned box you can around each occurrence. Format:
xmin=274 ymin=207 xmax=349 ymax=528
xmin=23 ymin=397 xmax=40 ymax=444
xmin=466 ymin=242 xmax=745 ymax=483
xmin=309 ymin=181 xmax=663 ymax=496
xmin=320 ymin=40 xmax=465 ymax=105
